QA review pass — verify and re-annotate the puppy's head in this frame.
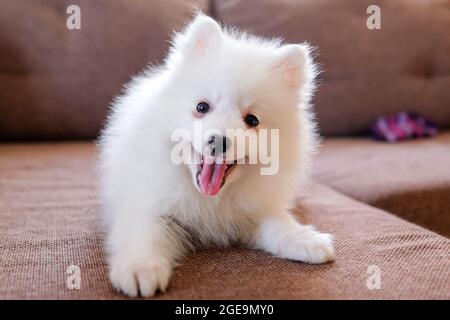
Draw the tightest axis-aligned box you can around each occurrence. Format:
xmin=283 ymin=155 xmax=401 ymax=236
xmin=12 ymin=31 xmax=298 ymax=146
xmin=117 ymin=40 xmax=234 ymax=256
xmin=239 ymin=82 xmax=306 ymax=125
xmin=167 ymin=14 xmax=317 ymax=197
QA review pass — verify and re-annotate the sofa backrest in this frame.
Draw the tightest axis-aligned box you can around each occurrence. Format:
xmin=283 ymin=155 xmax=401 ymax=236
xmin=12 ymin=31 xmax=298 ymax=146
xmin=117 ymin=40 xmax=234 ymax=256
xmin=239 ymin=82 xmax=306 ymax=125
xmin=214 ymin=0 xmax=450 ymax=135
xmin=0 ymin=0 xmax=449 ymax=139
xmin=0 ymin=0 xmax=207 ymax=140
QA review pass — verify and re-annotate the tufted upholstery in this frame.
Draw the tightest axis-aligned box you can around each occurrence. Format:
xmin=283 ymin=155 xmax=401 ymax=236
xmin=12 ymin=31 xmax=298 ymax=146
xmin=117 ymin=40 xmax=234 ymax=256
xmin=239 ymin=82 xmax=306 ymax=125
xmin=1 ymin=0 xmax=449 ymax=139
xmin=0 ymin=0 xmax=206 ymax=140
xmin=215 ymin=0 xmax=450 ymax=136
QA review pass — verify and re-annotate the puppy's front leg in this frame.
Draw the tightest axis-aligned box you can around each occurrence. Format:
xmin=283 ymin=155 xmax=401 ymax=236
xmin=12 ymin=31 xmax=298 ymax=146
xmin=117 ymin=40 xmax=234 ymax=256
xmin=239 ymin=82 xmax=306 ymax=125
xmin=253 ymin=213 xmax=335 ymax=264
xmin=107 ymin=214 xmax=185 ymax=297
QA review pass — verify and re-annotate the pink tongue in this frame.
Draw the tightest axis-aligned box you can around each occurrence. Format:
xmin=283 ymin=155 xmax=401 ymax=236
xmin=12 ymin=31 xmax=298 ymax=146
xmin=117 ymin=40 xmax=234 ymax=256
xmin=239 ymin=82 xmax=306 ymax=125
xmin=199 ymin=159 xmax=227 ymax=196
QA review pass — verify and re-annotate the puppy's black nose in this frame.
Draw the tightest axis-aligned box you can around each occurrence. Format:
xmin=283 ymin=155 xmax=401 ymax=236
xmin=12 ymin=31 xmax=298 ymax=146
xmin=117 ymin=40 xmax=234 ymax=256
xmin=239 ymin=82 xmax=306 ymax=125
xmin=208 ymin=135 xmax=230 ymax=155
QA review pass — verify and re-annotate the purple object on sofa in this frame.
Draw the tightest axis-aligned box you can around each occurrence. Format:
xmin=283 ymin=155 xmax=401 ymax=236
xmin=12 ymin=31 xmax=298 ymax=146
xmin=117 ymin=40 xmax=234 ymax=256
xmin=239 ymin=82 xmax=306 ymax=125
xmin=371 ymin=112 xmax=438 ymax=142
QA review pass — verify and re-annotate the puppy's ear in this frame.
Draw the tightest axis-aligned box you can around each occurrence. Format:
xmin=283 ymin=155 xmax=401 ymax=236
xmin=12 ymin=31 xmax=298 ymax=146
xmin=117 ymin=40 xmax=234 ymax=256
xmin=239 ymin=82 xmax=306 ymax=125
xmin=179 ymin=14 xmax=222 ymax=57
xmin=275 ymin=44 xmax=312 ymax=87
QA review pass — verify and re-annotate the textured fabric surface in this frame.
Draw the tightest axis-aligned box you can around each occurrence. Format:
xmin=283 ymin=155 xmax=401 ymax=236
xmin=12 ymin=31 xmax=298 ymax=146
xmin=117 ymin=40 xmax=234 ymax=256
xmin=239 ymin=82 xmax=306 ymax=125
xmin=215 ymin=0 xmax=450 ymax=135
xmin=0 ymin=0 xmax=206 ymax=140
xmin=314 ymin=132 xmax=450 ymax=238
xmin=2 ymin=1 xmax=449 ymax=140
xmin=1 ymin=142 xmax=449 ymax=299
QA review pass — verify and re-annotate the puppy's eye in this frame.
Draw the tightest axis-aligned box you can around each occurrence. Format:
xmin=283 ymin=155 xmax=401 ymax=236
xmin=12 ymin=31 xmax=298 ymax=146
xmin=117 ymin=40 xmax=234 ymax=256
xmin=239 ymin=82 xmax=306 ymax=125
xmin=244 ymin=114 xmax=259 ymax=127
xmin=196 ymin=102 xmax=210 ymax=114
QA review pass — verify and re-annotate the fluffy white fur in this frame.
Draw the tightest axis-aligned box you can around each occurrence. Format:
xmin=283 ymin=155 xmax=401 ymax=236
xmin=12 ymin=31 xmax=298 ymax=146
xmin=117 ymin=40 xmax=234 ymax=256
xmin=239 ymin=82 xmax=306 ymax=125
xmin=99 ymin=14 xmax=335 ymax=297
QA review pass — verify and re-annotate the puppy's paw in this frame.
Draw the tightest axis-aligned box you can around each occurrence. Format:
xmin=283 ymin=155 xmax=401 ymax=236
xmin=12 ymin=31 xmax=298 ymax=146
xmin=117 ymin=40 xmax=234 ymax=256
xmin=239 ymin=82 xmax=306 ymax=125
xmin=109 ymin=255 xmax=171 ymax=298
xmin=277 ymin=226 xmax=335 ymax=264
xmin=292 ymin=230 xmax=335 ymax=264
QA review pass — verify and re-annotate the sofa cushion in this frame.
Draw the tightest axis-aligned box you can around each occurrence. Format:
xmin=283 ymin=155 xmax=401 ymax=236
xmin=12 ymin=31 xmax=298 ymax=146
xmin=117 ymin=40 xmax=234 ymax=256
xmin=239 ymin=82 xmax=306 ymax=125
xmin=0 ymin=0 xmax=206 ymax=140
xmin=215 ymin=0 xmax=450 ymax=135
xmin=314 ymin=132 xmax=450 ymax=237
xmin=0 ymin=142 xmax=449 ymax=299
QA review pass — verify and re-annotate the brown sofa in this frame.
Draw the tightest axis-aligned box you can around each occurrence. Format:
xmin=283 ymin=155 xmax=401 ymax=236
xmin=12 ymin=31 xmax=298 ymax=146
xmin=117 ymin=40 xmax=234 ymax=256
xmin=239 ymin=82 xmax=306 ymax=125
xmin=0 ymin=0 xmax=449 ymax=299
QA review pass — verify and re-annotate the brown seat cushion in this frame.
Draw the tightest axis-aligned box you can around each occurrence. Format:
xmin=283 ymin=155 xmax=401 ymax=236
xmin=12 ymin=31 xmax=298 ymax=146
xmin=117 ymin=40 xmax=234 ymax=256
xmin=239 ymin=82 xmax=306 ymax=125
xmin=0 ymin=142 xmax=449 ymax=299
xmin=0 ymin=0 xmax=206 ymax=140
xmin=314 ymin=132 xmax=450 ymax=237
xmin=215 ymin=0 xmax=450 ymax=135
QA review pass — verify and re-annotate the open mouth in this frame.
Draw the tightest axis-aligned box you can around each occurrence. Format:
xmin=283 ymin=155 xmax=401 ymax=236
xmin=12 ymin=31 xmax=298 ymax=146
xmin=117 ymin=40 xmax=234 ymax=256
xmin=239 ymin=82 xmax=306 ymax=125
xmin=196 ymin=154 xmax=238 ymax=196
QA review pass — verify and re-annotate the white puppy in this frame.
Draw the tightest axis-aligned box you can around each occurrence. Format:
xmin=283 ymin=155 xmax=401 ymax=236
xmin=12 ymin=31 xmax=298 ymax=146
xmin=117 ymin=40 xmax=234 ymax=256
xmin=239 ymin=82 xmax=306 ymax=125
xmin=99 ymin=14 xmax=335 ymax=297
